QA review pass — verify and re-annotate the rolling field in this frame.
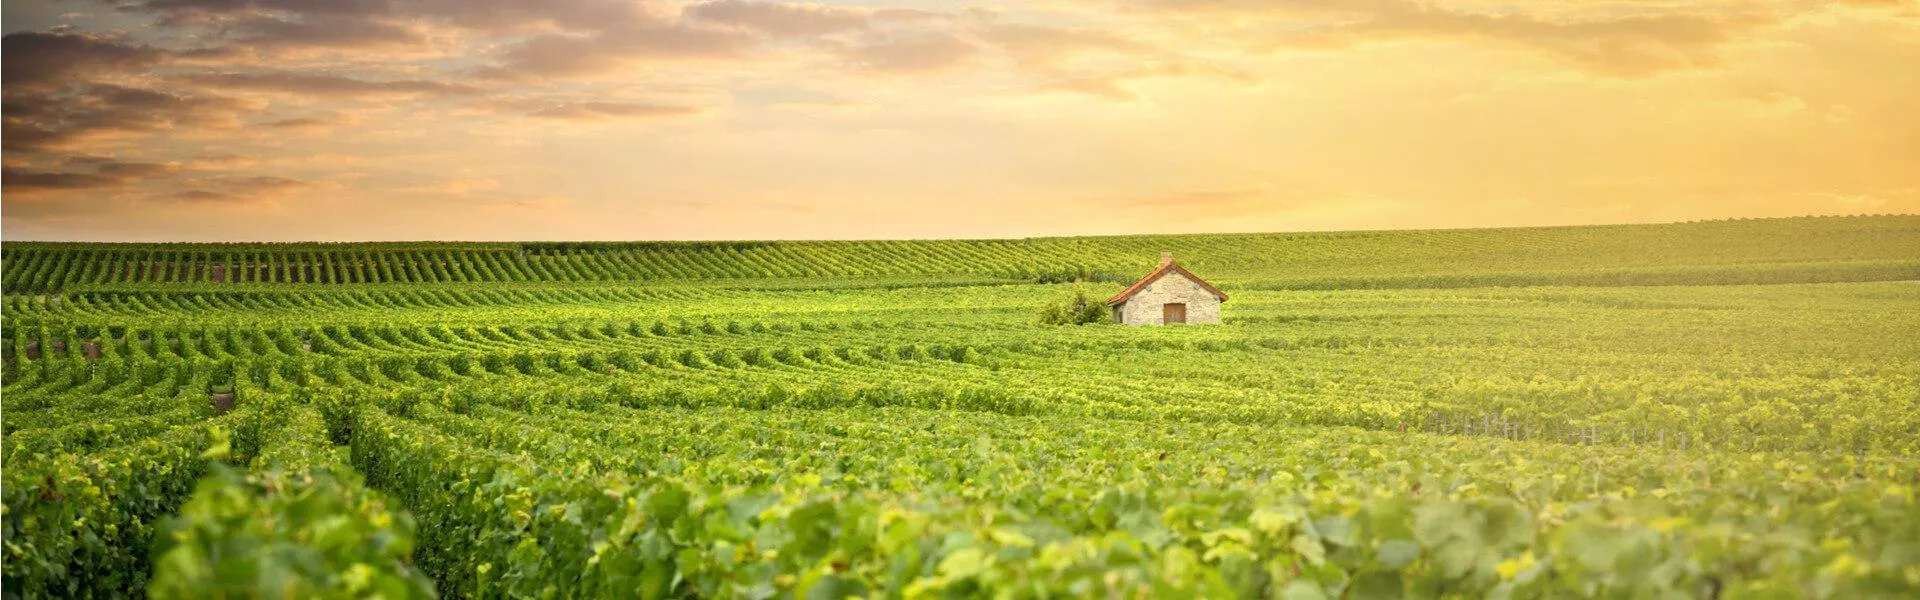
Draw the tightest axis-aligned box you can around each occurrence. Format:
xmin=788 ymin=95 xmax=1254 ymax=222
xmin=4 ymin=216 xmax=1919 ymax=598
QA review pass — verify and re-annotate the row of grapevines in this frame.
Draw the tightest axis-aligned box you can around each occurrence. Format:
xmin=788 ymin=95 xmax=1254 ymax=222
xmin=350 ymin=389 xmax=1920 ymax=598
xmin=6 ymin=215 xmax=1916 ymax=292
xmin=147 ymin=390 xmax=436 ymax=599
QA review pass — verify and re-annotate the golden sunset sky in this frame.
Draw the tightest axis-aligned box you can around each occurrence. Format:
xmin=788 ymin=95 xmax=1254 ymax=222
xmin=3 ymin=0 xmax=1917 ymax=241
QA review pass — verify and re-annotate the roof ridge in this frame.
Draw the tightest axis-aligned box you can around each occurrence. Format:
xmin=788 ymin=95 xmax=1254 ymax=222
xmin=1105 ymin=261 xmax=1227 ymax=306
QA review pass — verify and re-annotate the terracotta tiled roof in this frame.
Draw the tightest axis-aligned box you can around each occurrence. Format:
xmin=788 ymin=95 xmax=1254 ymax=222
xmin=1106 ymin=261 xmax=1228 ymax=306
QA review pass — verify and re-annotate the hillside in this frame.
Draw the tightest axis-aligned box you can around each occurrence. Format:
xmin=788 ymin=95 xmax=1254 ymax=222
xmin=5 ymin=215 xmax=1918 ymax=598
xmin=4 ymin=215 xmax=1916 ymax=293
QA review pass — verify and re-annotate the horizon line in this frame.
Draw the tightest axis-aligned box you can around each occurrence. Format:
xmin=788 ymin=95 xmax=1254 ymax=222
xmin=5 ymin=214 xmax=1911 ymax=246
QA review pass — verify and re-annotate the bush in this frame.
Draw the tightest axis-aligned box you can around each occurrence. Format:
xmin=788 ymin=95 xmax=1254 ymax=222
xmin=1037 ymin=289 xmax=1110 ymax=326
xmin=148 ymin=466 xmax=436 ymax=600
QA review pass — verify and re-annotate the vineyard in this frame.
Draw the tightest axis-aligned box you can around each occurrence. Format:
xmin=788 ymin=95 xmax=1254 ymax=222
xmin=3 ymin=215 xmax=1918 ymax=598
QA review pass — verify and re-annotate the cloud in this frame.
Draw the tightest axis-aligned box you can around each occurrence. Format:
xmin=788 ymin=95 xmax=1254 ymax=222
xmin=526 ymin=101 xmax=703 ymax=120
xmin=1038 ymin=60 xmax=1262 ymax=100
xmin=842 ymin=32 xmax=979 ymax=74
xmin=1322 ymin=8 xmax=1770 ymax=76
xmin=3 ymin=84 xmax=255 ymax=152
xmin=474 ymin=96 xmax=707 ymax=120
xmin=117 ymin=0 xmax=744 ymax=82
xmin=256 ymin=116 xmax=339 ymax=131
xmin=179 ymin=71 xmax=483 ymax=98
xmin=2 ymin=160 xmax=186 ymax=194
xmin=191 ymin=175 xmax=317 ymax=194
xmin=119 ymin=0 xmax=653 ymax=34
xmin=220 ymin=14 xmax=436 ymax=54
xmin=871 ymin=8 xmax=948 ymax=24
xmin=8 ymin=0 xmax=1917 ymax=241
xmin=161 ymin=189 xmax=248 ymax=203
xmin=687 ymin=1 xmax=870 ymax=38
xmin=974 ymin=23 xmax=1147 ymax=68
xmin=191 ymin=154 xmax=260 ymax=168
xmin=476 ymin=22 xmax=753 ymax=80
xmin=2 ymin=169 xmax=120 ymax=192
xmin=95 ymin=161 xmax=187 ymax=179
xmin=1 ymin=31 xmax=168 ymax=89
xmin=53 ymin=155 xmax=121 ymax=167
xmin=1038 ymin=78 xmax=1137 ymax=101
xmin=401 ymin=177 xmax=501 ymax=195
xmin=161 ymin=175 xmax=320 ymax=204
xmin=1115 ymin=0 xmax=1772 ymax=76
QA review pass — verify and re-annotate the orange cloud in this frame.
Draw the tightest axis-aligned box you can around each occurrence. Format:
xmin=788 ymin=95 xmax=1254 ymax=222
xmin=179 ymin=71 xmax=483 ymax=98
xmin=840 ymin=32 xmax=980 ymax=74
xmin=1114 ymin=0 xmax=1775 ymax=76
xmin=974 ymin=23 xmax=1148 ymax=69
xmin=4 ymin=0 xmax=1918 ymax=241
xmin=687 ymin=1 xmax=871 ymax=37
xmin=1038 ymin=60 xmax=1262 ymax=100
xmin=2 ymin=32 xmax=167 ymax=89
xmin=525 ymin=101 xmax=703 ymax=120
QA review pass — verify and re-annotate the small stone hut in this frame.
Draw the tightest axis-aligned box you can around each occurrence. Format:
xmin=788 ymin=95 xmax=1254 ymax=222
xmin=1107 ymin=253 xmax=1227 ymax=325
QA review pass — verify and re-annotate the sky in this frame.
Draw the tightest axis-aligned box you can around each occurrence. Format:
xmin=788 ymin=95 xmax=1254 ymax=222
xmin=3 ymin=0 xmax=1918 ymax=242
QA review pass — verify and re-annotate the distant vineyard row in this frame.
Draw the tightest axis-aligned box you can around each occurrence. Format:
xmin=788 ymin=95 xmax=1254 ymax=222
xmin=5 ymin=215 xmax=1915 ymax=292
xmin=9 ymin=285 xmax=1916 ymax=458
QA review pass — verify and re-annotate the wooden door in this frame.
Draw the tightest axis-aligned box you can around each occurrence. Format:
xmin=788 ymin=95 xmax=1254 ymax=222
xmin=1163 ymin=303 xmax=1187 ymax=324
